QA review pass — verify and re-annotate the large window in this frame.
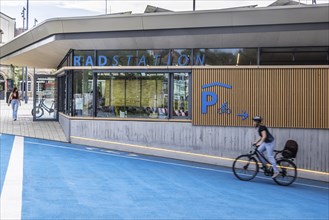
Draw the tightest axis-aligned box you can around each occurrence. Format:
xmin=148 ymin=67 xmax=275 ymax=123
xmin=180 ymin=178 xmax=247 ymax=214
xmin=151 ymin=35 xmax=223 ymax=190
xmin=96 ymin=72 xmax=169 ymax=118
xmin=57 ymin=75 xmax=66 ymax=113
xmin=58 ymin=47 xmax=328 ymax=69
xmin=33 ymin=76 xmax=57 ymax=120
xmin=59 ymin=70 xmax=189 ymax=119
xmin=194 ymin=48 xmax=258 ymax=65
xmin=72 ymin=70 xmax=93 ymax=117
xmin=139 ymin=73 xmax=169 ymax=119
xmin=96 ymin=72 xmax=124 ymax=117
xmin=173 ymin=73 xmax=189 ymax=118
xmin=260 ymin=47 xmax=329 ymax=65
xmin=73 ymin=50 xmax=95 ymax=66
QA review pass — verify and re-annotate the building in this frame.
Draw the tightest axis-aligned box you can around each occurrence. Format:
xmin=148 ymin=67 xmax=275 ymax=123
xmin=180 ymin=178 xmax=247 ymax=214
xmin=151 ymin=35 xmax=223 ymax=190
xmin=0 ymin=4 xmax=328 ymax=180
xmin=0 ymin=12 xmax=16 ymax=99
xmin=0 ymin=12 xmax=15 ymax=46
xmin=0 ymin=12 xmax=55 ymax=100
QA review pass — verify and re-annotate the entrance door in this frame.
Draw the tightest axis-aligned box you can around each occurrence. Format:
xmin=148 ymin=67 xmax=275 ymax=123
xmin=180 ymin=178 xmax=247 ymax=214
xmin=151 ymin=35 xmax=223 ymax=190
xmin=0 ymin=74 xmax=5 ymax=100
xmin=33 ymin=75 xmax=57 ymax=121
xmin=0 ymin=82 xmax=4 ymax=100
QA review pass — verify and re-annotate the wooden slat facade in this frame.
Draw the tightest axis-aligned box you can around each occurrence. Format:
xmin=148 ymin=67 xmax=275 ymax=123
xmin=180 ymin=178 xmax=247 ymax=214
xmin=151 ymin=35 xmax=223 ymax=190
xmin=192 ymin=67 xmax=329 ymax=129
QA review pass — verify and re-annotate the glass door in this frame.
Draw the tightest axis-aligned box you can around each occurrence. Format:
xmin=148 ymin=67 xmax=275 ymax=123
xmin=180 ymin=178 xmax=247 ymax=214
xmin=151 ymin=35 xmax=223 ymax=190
xmin=33 ymin=75 xmax=57 ymax=121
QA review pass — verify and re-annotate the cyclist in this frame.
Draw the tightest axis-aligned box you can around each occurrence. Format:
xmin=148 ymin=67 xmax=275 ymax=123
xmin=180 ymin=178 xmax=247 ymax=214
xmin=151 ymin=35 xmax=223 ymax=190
xmin=252 ymin=116 xmax=279 ymax=178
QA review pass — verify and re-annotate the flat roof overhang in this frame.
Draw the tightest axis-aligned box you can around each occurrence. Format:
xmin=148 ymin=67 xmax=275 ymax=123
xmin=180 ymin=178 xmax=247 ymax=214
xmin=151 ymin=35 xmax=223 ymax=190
xmin=1 ymin=4 xmax=328 ymax=69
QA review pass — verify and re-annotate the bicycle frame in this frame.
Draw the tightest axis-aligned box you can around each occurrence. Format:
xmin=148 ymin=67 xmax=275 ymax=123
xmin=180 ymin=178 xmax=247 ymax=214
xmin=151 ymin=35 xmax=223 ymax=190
xmin=250 ymin=146 xmax=274 ymax=174
xmin=38 ymin=98 xmax=54 ymax=114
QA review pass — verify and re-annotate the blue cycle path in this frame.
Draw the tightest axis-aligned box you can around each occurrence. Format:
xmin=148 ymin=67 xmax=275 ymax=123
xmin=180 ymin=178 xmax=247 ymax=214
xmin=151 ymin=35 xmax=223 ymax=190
xmin=1 ymin=134 xmax=328 ymax=219
xmin=0 ymin=134 xmax=15 ymax=194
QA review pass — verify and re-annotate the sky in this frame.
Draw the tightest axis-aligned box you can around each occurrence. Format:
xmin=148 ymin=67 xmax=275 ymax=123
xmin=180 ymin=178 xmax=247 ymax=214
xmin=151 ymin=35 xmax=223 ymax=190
xmin=1 ymin=0 xmax=328 ymax=29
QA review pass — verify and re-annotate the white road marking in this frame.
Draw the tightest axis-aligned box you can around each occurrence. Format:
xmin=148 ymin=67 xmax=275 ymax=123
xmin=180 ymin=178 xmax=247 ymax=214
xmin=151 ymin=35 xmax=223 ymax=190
xmin=101 ymin=150 xmax=121 ymax=154
xmin=0 ymin=136 xmax=24 ymax=220
xmin=25 ymin=140 xmax=329 ymax=190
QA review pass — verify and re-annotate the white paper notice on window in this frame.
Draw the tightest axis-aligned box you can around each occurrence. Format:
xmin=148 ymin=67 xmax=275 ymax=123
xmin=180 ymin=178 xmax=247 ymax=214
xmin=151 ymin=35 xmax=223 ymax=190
xmin=75 ymin=98 xmax=83 ymax=110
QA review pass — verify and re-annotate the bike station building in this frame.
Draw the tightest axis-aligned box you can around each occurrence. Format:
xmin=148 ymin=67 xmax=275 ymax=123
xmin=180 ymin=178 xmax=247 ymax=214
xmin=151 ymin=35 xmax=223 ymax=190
xmin=1 ymin=4 xmax=328 ymax=181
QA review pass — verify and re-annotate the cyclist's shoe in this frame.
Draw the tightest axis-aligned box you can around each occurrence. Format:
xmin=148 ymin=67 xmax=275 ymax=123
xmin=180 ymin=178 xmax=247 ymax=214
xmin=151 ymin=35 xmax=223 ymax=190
xmin=260 ymin=164 xmax=268 ymax=171
xmin=272 ymin=172 xmax=280 ymax=179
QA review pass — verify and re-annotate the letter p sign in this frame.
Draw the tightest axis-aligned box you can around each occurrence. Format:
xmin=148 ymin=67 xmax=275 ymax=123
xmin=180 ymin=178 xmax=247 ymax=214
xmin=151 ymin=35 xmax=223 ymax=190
xmin=201 ymin=91 xmax=218 ymax=114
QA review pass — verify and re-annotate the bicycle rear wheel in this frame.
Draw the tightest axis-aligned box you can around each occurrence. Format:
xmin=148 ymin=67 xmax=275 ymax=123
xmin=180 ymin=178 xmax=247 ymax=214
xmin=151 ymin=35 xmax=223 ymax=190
xmin=232 ymin=155 xmax=259 ymax=181
xmin=273 ymin=159 xmax=297 ymax=186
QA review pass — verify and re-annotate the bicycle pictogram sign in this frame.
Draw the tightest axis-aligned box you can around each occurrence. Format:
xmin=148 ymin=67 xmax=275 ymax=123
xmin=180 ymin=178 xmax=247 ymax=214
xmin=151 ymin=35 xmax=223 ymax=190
xmin=217 ymin=101 xmax=231 ymax=114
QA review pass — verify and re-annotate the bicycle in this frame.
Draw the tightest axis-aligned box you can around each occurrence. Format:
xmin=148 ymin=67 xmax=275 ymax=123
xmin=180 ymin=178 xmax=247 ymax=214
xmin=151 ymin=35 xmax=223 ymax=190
xmin=31 ymin=98 xmax=55 ymax=118
xmin=232 ymin=144 xmax=297 ymax=186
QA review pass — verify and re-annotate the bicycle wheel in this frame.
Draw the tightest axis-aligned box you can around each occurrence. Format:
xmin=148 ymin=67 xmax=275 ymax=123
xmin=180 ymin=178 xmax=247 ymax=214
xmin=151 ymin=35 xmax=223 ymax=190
xmin=34 ymin=107 xmax=44 ymax=118
xmin=232 ymin=155 xmax=259 ymax=181
xmin=273 ymin=159 xmax=297 ymax=186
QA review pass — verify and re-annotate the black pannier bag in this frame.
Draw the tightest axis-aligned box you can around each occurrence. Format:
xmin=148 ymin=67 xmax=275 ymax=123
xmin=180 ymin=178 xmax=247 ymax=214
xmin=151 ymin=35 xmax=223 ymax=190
xmin=282 ymin=140 xmax=298 ymax=159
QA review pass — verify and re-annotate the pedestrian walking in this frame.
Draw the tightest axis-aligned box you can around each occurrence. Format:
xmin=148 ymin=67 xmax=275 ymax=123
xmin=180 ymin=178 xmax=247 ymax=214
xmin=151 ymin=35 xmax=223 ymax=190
xmin=8 ymin=87 xmax=21 ymax=121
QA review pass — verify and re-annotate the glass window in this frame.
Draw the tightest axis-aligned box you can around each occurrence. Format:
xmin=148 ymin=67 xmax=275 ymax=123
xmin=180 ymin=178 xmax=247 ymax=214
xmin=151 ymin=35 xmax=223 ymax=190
xmin=137 ymin=50 xmax=171 ymax=66
xmin=97 ymin=50 xmax=137 ymax=66
xmin=260 ymin=47 xmax=329 ymax=65
xmin=171 ymin=49 xmax=192 ymax=66
xmin=72 ymin=70 xmax=93 ymax=117
xmin=73 ymin=50 xmax=95 ymax=66
xmin=27 ymin=82 xmax=32 ymax=92
xmin=58 ymin=75 xmax=65 ymax=113
xmin=140 ymin=73 xmax=169 ymax=119
xmin=96 ymin=72 xmax=119 ymax=117
xmin=34 ymin=76 xmax=57 ymax=120
xmin=125 ymin=72 xmax=141 ymax=117
xmin=96 ymin=72 xmax=125 ymax=117
xmin=194 ymin=48 xmax=257 ymax=65
xmin=96 ymin=72 xmax=169 ymax=119
xmin=173 ymin=73 xmax=189 ymax=118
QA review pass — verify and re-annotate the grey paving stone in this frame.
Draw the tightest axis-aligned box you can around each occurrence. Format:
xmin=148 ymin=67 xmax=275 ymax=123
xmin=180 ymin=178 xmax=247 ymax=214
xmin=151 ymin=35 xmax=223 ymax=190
xmin=0 ymin=100 xmax=67 ymax=142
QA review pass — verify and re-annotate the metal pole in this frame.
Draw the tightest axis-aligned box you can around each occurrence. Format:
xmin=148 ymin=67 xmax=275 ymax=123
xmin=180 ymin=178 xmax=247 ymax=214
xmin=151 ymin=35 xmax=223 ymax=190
xmin=105 ymin=0 xmax=107 ymax=14
xmin=25 ymin=67 xmax=28 ymax=103
xmin=193 ymin=0 xmax=195 ymax=11
xmin=25 ymin=0 xmax=29 ymax=103
xmin=22 ymin=67 xmax=25 ymax=101
xmin=26 ymin=0 xmax=29 ymax=30
xmin=21 ymin=7 xmax=26 ymax=31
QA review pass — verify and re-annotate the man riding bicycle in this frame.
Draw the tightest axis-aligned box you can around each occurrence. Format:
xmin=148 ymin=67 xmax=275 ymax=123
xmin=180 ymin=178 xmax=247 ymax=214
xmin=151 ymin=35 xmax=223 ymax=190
xmin=252 ymin=116 xmax=280 ymax=179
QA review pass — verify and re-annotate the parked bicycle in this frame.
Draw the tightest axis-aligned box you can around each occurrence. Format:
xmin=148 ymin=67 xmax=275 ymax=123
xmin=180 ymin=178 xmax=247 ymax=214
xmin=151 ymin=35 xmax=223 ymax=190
xmin=232 ymin=140 xmax=298 ymax=186
xmin=31 ymin=98 xmax=55 ymax=118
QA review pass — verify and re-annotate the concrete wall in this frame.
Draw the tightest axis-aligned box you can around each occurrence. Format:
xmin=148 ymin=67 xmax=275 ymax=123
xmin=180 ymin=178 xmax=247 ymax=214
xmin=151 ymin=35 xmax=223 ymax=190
xmin=59 ymin=116 xmax=329 ymax=182
xmin=59 ymin=114 xmax=70 ymax=142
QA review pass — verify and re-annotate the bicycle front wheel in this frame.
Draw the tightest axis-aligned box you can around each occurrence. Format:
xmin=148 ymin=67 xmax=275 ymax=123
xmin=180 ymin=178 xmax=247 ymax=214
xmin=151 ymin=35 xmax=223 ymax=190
xmin=273 ymin=159 xmax=297 ymax=186
xmin=34 ymin=107 xmax=44 ymax=118
xmin=232 ymin=155 xmax=259 ymax=181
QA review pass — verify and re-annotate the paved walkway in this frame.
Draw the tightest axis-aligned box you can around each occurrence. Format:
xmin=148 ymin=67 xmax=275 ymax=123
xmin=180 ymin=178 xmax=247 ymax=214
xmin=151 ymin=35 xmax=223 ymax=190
xmin=0 ymin=100 xmax=67 ymax=142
